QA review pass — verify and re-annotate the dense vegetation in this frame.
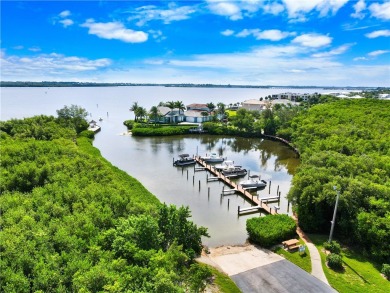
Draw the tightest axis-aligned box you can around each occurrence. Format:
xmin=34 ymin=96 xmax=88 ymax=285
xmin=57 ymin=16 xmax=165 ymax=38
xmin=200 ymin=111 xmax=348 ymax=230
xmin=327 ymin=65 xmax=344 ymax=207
xmin=0 ymin=114 xmax=210 ymax=292
xmin=280 ymin=99 xmax=390 ymax=263
xmin=124 ymin=122 xmax=196 ymax=136
xmin=246 ymin=214 xmax=297 ymax=248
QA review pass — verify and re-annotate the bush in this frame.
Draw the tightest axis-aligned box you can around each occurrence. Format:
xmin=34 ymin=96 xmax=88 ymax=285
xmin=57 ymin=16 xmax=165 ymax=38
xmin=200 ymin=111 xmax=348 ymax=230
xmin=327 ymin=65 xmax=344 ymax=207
xmin=123 ymin=120 xmax=135 ymax=130
xmin=131 ymin=126 xmax=193 ymax=136
xmin=246 ymin=215 xmax=297 ymax=248
xmin=323 ymin=240 xmax=341 ymax=254
xmin=78 ymin=130 xmax=95 ymax=139
xmin=327 ymin=253 xmax=343 ymax=270
xmin=382 ymin=264 xmax=390 ymax=279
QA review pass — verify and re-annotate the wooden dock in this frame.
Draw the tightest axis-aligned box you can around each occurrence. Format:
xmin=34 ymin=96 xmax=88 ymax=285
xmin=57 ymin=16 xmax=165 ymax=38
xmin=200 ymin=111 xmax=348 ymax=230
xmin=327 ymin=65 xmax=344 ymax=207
xmin=194 ymin=157 xmax=278 ymax=215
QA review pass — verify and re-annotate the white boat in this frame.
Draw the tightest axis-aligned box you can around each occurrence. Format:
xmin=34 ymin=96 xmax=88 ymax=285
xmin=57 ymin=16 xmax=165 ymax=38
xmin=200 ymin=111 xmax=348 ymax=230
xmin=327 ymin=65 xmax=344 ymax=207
xmin=221 ymin=166 xmax=247 ymax=178
xmin=200 ymin=152 xmax=224 ymax=163
xmin=214 ymin=160 xmax=240 ymax=171
xmin=173 ymin=154 xmax=196 ymax=166
xmin=239 ymin=175 xmax=267 ymax=189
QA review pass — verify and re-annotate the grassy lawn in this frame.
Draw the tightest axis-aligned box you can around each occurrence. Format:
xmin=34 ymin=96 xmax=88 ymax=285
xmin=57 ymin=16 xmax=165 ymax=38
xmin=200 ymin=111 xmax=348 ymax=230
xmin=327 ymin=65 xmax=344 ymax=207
xmin=308 ymin=234 xmax=390 ymax=293
xmin=209 ymin=266 xmax=242 ymax=293
xmin=273 ymin=238 xmax=312 ymax=273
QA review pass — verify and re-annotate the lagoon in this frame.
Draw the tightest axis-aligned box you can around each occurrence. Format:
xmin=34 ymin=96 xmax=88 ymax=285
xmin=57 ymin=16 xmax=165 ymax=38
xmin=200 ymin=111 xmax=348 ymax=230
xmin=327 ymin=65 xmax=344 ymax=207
xmin=1 ymin=86 xmax=324 ymax=246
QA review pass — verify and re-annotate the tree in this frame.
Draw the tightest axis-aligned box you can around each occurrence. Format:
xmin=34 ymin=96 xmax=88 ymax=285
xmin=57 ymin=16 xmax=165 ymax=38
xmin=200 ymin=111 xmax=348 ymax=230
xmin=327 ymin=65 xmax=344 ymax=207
xmin=165 ymin=101 xmax=176 ymax=124
xmin=130 ymin=102 xmax=140 ymax=121
xmin=216 ymin=102 xmax=226 ymax=116
xmin=56 ymin=105 xmax=89 ymax=134
xmin=135 ymin=107 xmax=147 ymax=122
xmin=174 ymin=101 xmax=186 ymax=115
xmin=206 ymin=102 xmax=215 ymax=113
xmin=149 ymin=106 xmax=160 ymax=124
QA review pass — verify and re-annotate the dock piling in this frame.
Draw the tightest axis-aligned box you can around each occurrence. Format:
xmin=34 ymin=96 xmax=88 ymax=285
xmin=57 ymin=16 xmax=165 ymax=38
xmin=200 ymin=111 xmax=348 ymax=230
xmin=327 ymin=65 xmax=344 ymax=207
xmin=228 ymin=199 xmax=230 ymax=209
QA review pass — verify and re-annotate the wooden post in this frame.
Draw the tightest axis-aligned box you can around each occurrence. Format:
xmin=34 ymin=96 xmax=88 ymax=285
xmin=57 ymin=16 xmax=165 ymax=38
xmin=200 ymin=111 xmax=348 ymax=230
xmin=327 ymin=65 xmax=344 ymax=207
xmin=238 ymin=205 xmax=240 ymax=214
xmin=278 ymin=191 xmax=281 ymax=205
xmin=208 ymin=187 xmax=210 ymax=199
xmin=228 ymin=199 xmax=230 ymax=209
xmin=199 ymin=180 xmax=201 ymax=191
xmin=193 ymin=175 xmax=195 ymax=185
xmin=187 ymin=169 xmax=188 ymax=180
xmin=287 ymin=201 xmax=290 ymax=213
xmin=269 ymin=180 xmax=272 ymax=194
xmin=276 ymin=185 xmax=279 ymax=196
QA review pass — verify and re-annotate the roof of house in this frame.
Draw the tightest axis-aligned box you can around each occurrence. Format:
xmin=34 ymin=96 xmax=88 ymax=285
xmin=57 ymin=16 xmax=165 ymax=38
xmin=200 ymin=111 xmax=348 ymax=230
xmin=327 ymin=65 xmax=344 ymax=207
xmin=242 ymin=99 xmax=267 ymax=105
xmin=184 ymin=110 xmax=207 ymax=117
xmin=186 ymin=103 xmax=208 ymax=108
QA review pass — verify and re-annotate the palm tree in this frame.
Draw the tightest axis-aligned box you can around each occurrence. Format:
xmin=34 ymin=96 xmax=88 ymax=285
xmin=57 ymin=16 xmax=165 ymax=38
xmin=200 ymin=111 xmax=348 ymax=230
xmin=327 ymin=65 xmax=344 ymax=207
xmin=206 ymin=102 xmax=215 ymax=113
xmin=217 ymin=102 xmax=226 ymax=115
xmin=149 ymin=106 xmax=159 ymax=125
xmin=135 ymin=106 xmax=147 ymax=122
xmin=130 ymin=102 xmax=139 ymax=121
xmin=174 ymin=101 xmax=186 ymax=114
xmin=165 ymin=101 xmax=176 ymax=124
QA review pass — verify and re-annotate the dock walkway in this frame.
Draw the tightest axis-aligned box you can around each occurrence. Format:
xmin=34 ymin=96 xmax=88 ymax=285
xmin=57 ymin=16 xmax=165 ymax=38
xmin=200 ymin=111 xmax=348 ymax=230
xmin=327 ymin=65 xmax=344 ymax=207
xmin=194 ymin=157 xmax=277 ymax=215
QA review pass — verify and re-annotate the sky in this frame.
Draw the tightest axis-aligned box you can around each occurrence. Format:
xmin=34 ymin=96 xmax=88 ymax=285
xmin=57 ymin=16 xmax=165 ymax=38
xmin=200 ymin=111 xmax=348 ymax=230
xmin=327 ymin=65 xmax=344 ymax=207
xmin=1 ymin=0 xmax=389 ymax=86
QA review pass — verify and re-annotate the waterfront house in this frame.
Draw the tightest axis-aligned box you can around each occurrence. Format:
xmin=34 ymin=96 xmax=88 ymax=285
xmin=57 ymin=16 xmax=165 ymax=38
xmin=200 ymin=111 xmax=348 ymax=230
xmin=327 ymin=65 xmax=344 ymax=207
xmin=186 ymin=103 xmax=210 ymax=112
xmin=241 ymin=99 xmax=269 ymax=111
xmin=156 ymin=106 xmax=185 ymax=123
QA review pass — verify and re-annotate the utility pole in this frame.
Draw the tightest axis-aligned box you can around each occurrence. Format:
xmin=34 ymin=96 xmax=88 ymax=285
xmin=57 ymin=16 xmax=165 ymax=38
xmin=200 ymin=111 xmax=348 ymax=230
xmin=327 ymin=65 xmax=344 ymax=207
xmin=329 ymin=186 xmax=340 ymax=242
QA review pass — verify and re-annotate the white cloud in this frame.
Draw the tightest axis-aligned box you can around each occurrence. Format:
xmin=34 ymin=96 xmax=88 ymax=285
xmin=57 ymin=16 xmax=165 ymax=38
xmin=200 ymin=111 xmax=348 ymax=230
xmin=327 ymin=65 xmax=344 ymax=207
xmin=351 ymin=0 xmax=366 ymax=19
xmin=282 ymin=0 xmax=349 ymax=19
xmin=129 ymin=3 xmax=197 ymax=26
xmin=221 ymin=29 xmax=235 ymax=36
xmin=59 ymin=10 xmax=71 ymax=18
xmin=235 ymin=29 xmax=293 ymax=41
xmin=368 ymin=50 xmax=389 ymax=57
xmin=312 ymin=44 xmax=352 ymax=57
xmin=148 ymin=30 xmax=166 ymax=42
xmin=353 ymin=56 xmax=368 ymax=61
xmin=263 ymin=3 xmax=285 ymax=15
xmin=208 ymin=0 xmax=242 ymax=20
xmin=292 ymin=33 xmax=332 ymax=48
xmin=13 ymin=45 xmax=24 ymax=50
xmin=29 ymin=46 xmax=41 ymax=52
xmin=59 ymin=19 xmax=74 ymax=28
xmin=1 ymin=51 xmax=111 ymax=80
xmin=365 ymin=30 xmax=390 ymax=38
xmin=255 ymin=29 xmax=293 ymax=41
xmin=369 ymin=2 xmax=390 ymax=20
xmin=80 ymin=19 xmax=148 ymax=43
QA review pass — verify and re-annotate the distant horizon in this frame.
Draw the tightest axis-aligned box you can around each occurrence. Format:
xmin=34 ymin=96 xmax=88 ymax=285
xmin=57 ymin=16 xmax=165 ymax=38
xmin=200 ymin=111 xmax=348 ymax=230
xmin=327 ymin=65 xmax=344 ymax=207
xmin=2 ymin=1 xmax=389 ymax=86
xmin=0 ymin=80 xmax=386 ymax=89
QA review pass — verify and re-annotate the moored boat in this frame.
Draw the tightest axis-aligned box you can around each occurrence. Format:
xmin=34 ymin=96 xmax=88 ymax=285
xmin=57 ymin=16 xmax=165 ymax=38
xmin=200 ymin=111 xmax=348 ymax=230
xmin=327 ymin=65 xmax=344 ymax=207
xmin=239 ymin=175 xmax=267 ymax=189
xmin=173 ymin=154 xmax=196 ymax=166
xmin=221 ymin=166 xmax=247 ymax=178
xmin=214 ymin=160 xmax=240 ymax=171
xmin=200 ymin=152 xmax=224 ymax=163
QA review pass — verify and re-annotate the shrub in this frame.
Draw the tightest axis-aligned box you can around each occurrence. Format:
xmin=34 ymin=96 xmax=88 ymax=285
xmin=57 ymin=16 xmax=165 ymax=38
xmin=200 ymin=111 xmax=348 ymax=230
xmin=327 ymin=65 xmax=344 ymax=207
xmin=123 ymin=120 xmax=135 ymax=130
xmin=382 ymin=264 xmax=390 ymax=279
xmin=246 ymin=214 xmax=297 ymax=248
xmin=327 ymin=253 xmax=343 ymax=270
xmin=131 ymin=126 xmax=193 ymax=136
xmin=78 ymin=130 xmax=95 ymax=139
xmin=323 ymin=240 xmax=341 ymax=254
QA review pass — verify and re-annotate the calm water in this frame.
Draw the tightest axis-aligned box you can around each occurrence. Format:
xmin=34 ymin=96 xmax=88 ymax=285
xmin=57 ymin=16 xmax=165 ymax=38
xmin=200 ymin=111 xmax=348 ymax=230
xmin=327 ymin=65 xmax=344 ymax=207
xmin=1 ymin=86 xmax=311 ymax=246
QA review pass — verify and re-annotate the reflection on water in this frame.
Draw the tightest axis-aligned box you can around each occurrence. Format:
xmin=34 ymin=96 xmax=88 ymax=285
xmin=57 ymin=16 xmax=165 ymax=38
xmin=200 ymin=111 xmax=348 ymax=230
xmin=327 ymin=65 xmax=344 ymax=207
xmin=94 ymin=133 xmax=300 ymax=247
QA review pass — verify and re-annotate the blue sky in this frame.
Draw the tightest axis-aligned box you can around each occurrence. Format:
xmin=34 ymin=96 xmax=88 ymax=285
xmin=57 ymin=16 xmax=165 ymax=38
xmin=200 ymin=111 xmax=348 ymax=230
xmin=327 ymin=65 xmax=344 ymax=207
xmin=1 ymin=0 xmax=389 ymax=86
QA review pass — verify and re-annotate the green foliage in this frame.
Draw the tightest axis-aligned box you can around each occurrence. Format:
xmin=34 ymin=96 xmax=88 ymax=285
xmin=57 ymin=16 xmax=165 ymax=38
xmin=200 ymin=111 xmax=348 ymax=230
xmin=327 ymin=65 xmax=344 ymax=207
xmin=131 ymin=125 xmax=194 ymax=136
xmin=78 ymin=130 xmax=95 ymax=139
xmin=382 ymin=264 xmax=390 ymax=279
xmin=323 ymin=241 xmax=341 ymax=254
xmin=56 ymin=104 xmax=89 ymax=134
xmin=0 ymin=116 xmax=210 ymax=292
xmin=326 ymin=253 xmax=343 ymax=270
xmin=246 ymin=215 xmax=297 ymax=248
xmin=286 ymin=99 xmax=390 ymax=263
xmin=123 ymin=119 xmax=135 ymax=129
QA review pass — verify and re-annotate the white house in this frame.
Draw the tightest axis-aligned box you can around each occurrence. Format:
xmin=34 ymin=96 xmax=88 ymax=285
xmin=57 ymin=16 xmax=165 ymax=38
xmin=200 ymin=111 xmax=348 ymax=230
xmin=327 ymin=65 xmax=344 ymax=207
xmin=241 ymin=99 xmax=268 ymax=111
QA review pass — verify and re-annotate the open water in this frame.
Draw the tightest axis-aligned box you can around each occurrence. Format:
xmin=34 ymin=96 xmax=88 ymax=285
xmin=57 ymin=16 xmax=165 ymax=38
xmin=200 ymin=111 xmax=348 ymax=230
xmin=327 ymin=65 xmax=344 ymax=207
xmin=1 ymin=86 xmax=328 ymax=246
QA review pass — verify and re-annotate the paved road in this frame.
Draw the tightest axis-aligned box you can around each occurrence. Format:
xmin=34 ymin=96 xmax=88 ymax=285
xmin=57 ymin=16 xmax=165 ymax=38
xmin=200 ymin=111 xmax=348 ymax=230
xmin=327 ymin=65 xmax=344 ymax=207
xmin=231 ymin=259 xmax=336 ymax=293
xmin=199 ymin=245 xmax=337 ymax=293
